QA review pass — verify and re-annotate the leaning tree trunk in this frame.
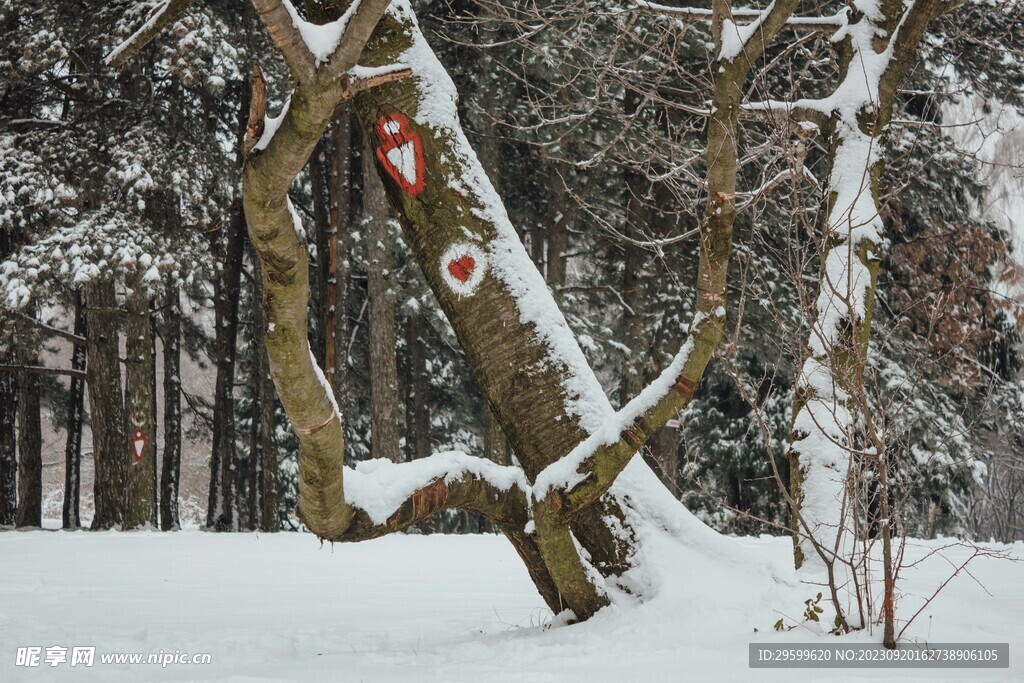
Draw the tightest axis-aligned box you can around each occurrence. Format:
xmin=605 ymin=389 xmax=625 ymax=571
xmin=62 ymin=291 xmax=87 ymax=529
xmin=85 ymin=277 xmax=126 ymax=530
xmin=123 ymin=277 xmax=155 ymax=529
xmin=363 ymin=145 xmax=402 ymax=464
xmin=15 ymin=315 xmax=42 ymax=528
xmin=207 ymin=200 xmax=245 ymax=531
xmin=160 ymin=288 xmax=182 ymax=530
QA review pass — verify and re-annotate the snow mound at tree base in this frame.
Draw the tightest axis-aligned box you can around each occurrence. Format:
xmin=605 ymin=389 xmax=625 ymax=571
xmin=604 ymin=459 xmax=797 ymax=615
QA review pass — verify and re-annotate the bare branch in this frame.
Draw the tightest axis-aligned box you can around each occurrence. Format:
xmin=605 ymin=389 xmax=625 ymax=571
xmin=633 ymin=2 xmax=845 ymax=33
xmin=250 ymin=0 xmax=318 ymax=83
xmin=0 ymin=364 xmax=86 ymax=380
xmin=105 ymin=0 xmax=196 ymax=70
xmin=14 ymin=312 xmax=86 ymax=346
xmin=340 ymin=63 xmax=413 ymax=99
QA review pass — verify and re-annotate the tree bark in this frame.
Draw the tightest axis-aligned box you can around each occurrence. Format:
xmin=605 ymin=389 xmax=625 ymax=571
xmin=160 ymin=288 xmax=182 ymax=530
xmin=247 ymin=247 xmax=280 ymax=532
xmin=258 ymin=314 xmax=279 ymax=532
xmin=85 ymin=277 xmax=126 ymax=530
xmin=363 ymin=145 xmax=402 ymax=463
xmin=208 ymin=200 xmax=245 ymax=531
xmin=404 ymin=308 xmax=431 ymax=462
xmin=123 ymin=278 xmax=155 ymax=529
xmin=62 ymin=291 xmax=87 ymax=529
xmin=311 ymin=141 xmax=331 ymax=366
xmin=328 ymin=110 xmax=352 ymax=418
xmin=0 ymin=352 xmax=15 ymax=526
xmin=15 ymin=316 xmax=42 ymax=528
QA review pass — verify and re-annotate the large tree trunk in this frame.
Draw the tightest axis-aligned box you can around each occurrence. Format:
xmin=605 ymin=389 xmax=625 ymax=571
xmin=160 ymin=288 xmax=182 ymax=530
xmin=62 ymin=292 xmax=87 ymax=529
xmin=207 ymin=201 xmax=245 ymax=531
xmin=15 ymin=316 xmax=42 ymax=528
xmin=85 ymin=277 xmax=126 ymax=530
xmin=363 ymin=146 xmax=401 ymax=463
xmin=123 ymin=278 xmax=155 ymax=529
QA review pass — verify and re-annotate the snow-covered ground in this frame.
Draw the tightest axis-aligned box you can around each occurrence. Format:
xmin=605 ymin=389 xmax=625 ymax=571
xmin=0 ymin=529 xmax=1020 ymax=682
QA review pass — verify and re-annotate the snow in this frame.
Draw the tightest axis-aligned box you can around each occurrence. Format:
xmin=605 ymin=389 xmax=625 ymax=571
xmin=105 ymin=0 xmax=174 ymax=66
xmin=943 ymin=95 xmax=1024 ymax=297
xmin=344 ymin=452 xmax=530 ymax=525
xmin=719 ymin=2 xmax=777 ymax=62
xmin=1 ymin=528 xmax=1020 ymax=681
xmin=253 ymin=95 xmax=291 ymax=152
xmin=279 ymin=0 xmax=358 ymax=66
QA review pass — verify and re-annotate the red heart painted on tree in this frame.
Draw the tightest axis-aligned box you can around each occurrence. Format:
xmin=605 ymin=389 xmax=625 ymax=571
xmin=447 ymin=256 xmax=476 ymax=283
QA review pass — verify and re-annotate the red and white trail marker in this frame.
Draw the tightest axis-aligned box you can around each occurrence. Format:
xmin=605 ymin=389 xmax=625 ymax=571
xmin=131 ymin=429 xmax=146 ymax=463
xmin=374 ymin=112 xmax=425 ymax=197
xmin=440 ymin=242 xmax=487 ymax=297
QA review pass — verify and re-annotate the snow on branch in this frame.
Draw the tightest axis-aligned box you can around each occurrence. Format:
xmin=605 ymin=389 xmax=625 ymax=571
xmin=633 ymin=2 xmax=846 ymax=33
xmin=342 ymin=453 xmax=531 ymax=529
xmin=341 ymin=63 xmax=413 ymax=99
xmin=105 ymin=0 xmax=196 ymax=69
xmin=278 ymin=0 xmax=360 ymax=66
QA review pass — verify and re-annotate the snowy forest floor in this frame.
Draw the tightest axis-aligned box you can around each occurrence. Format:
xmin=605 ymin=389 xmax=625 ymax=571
xmin=1 ymin=528 xmax=1021 ymax=682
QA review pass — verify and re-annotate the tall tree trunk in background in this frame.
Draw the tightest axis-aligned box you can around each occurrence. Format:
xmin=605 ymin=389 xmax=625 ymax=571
xmin=208 ymin=201 xmax=245 ymax=530
xmin=123 ymin=279 xmax=155 ymax=529
xmin=618 ymin=169 xmax=648 ymax=404
xmin=257 ymin=270 xmax=279 ymax=532
xmin=62 ymin=292 xmax=87 ymax=529
xmin=404 ymin=308 xmax=431 ymax=462
xmin=15 ymin=316 xmax=41 ymax=528
xmin=311 ymin=142 xmax=331 ymax=366
xmin=160 ymin=288 xmax=182 ymax=530
xmin=363 ymin=147 xmax=401 ymax=463
xmin=151 ymin=302 xmax=159 ymax=525
xmin=0 ymin=355 xmax=15 ymax=526
xmin=247 ymin=248 xmax=269 ymax=531
xmin=85 ymin=277 xmax=125 ymax=530
xmin=0 ymin=234 xmax=16 ymax=526
xmin=327 ymin=110 xmax=351 ymax=417
xmin=545 ymin=165 xmax=568 ymax=290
